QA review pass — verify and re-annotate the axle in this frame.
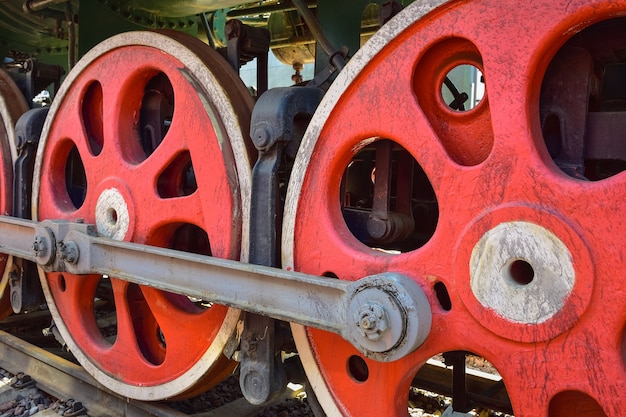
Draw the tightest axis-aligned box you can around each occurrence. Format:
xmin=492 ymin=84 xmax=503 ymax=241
xmin=0 ymin=215 xmax=431 ymax=362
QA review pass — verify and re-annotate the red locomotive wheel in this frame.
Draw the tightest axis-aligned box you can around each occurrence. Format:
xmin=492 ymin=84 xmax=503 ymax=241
xmin=33 ymin=32 xmax=253 ymax=400
xmin=283 ymin=0 xmax=626 ymax=416
xmin=0 ymin=70 xmax=29 ymax=319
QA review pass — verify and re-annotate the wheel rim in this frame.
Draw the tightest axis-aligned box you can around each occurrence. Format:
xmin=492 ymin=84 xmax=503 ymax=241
xmin=283 ymin=1 xmax=626 ymax=416
xmin=33 ymin=31 xmax=253 ymax=400
xmin=0 ymin=70 xmax=28 ymax=319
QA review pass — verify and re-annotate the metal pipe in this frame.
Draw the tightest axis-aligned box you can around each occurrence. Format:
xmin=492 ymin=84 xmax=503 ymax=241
xmin=289 ymin=0 xmax=345 ymax=70
xmin=65 ymin=1 xmax=75 ymax=68
xmin=199 ymin=12 xmax=216 ymax=48
xmin=23 ymin=0 xmax=66 ymax=14
xmin=227 ymin=0 xmax=316 ymax=18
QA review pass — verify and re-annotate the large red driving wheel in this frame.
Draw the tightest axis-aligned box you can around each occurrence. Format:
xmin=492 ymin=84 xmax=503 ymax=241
xmin=33 ymin=31 xmax=254 ymax=400
xmin=0 ymin=70 xmax=28 ymax=319
xmin=283 ymin=1 xmax=626 ymax=416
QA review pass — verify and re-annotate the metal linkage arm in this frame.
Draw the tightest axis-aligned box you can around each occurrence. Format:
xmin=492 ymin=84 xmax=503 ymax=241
xmin=0 ymin=216 xmax=432 ymax=362
xmin=0 ymin=216 xmax=48 ymax=263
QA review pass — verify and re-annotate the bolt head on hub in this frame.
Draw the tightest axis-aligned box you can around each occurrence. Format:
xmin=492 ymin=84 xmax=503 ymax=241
xmin=355 ymin=302 xmax=388 ymax=341
xmin=345 ymin=273 xmax=432 ymax=362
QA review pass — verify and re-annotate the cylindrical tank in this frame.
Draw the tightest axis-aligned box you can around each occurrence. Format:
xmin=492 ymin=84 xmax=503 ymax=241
xmin=121 ymin=0 xmax=254 ymax=17
xmin=0 ymin=0 xmax=254 ymax=61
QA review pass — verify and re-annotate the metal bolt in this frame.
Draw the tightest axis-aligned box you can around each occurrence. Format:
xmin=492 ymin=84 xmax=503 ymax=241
xmin=58 ymin=241 xmax=79 ymax=264
xmin=32 ymin=236 xmax=46 ymax=255
xmin=241 ymin=337 xmax=257 ymax=353
xmin=367 ymin=216 xmax=389 ymax=240
xmin=251 ymin=123 xmax=274 ymax=150
xmin=241 ymin=368 xmax=268 ymax=404
xmin=355 ymin=303 xmax=388 ymax=341
xmin=254 ymin=128 xmax=270 ymax=149
xmin=360 ymin=315 xmax=376 ymax=330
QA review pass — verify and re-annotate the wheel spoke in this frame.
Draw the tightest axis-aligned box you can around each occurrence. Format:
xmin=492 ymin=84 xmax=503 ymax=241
xmin=140 ymin=286 xmax=227 ymax=358
xmin=106 ymin=279 xmax=151 ymax=368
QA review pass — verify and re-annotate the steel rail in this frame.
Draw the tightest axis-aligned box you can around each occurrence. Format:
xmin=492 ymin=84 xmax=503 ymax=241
xmin=0 ymin=330 xmax=187 ymax=417
xmin=0 ymin=216 xmax=432 ymax=362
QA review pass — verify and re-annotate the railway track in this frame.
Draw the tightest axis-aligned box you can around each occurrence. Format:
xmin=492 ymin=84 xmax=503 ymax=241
xmin=0 ymin=320 xmax=512 ymax=417
xmin=0 ymin=329 xmax=187 ymax=417
xmin=0 ymin=325 xmax=315 ymax=417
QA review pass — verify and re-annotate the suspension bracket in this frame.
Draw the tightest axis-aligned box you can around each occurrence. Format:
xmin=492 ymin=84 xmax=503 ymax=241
xmin=10 ymin=108 xmax=48 ymax=313
xmin=240 ymin=86 xmax=324 ymax=404
xmin=224 ymin=19 xmax=270 ymax=96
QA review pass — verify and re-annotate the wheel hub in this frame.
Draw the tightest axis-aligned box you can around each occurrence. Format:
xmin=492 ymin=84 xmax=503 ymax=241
xmin=469 ymin=221 xmax=575 ymax=325
xmin=95 ymin=188 xmax=130 ymax=241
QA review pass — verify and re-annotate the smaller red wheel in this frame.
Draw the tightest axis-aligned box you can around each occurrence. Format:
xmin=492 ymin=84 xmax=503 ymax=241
xmin=33 ymin=31 xmax=254 ymax=400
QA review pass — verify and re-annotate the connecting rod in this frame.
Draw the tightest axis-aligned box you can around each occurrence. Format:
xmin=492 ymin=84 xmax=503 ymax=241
xmin=0 ymin=216 xmax=431 ymax=362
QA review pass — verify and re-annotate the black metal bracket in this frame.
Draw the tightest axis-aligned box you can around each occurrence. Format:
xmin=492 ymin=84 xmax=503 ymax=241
xmin=22 ymin=59 xmax=64 ymax=105
xmin=224 ymin=19 xmax=270 ymax=96
xmin=307 ymin=46 xmax=348 ymax=88
xmin=239 ymin=86 xmax=323 ymax=405
xmin=10 ymin=108 xmax=48 ymax=313
xmin=11 ymin=372 xmax=35 ymax=390
xmin=443 ymin=351 xmax=472 ymax=413
xmin=378 ymin=1 xmax=404 ymax=26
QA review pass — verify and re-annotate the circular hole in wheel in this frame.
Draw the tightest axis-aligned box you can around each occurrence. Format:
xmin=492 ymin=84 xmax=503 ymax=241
xmin=412 ymin=37 xmax=493 ymax=166
xmin=549 ymin=391 xmax=606 ymax=417
xmin=58 ymin=274 xmax=66 ymax=292
xmin=64 ymin=145 xmax=87 ymax=209
xmin=441 ymin=64 xmax=484 ymax=112
xmin=540 ymin=17 xmax=626 ymax=180
xmin=157 ymin=151 xmax=198 ymax=198
xmin=347 ymin=355 xmax=369 ymax=383
xmin=107 ymin=208 xmax=118 ymax=226
xmin=411 ymin=352 xmax=511 ymax=415
xmin=82 ymin=81 xmax=104 ymax=156
xmin=434 ymin=281 xmax=452 ymax=311
xmin=127 ymin=283 xmax=165 ymax=366
xmin=508 ymin=259 xmax=535 ymax=286
xmin=138 ymin=72 xmax=175 ymax=158
xmin=340 ymin=138 xmax=438 ymax=253
xmin=93 ymin=276 xmax=117 ymax=345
